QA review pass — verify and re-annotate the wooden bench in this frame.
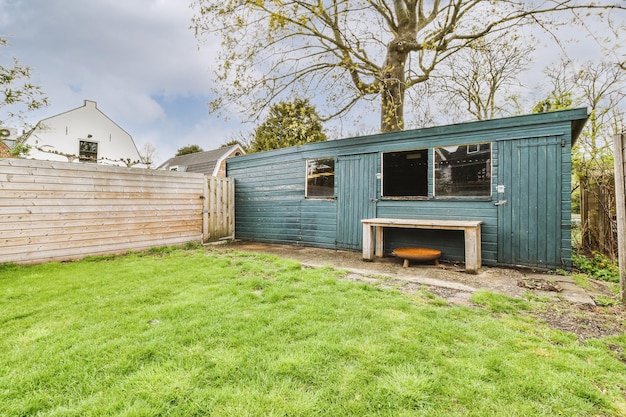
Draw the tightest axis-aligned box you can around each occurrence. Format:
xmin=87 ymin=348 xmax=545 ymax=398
xmin=361 ymin=218 xmax=483 ymax=274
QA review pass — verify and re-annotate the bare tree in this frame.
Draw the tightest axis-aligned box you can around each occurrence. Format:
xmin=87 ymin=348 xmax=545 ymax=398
xmin=536 ymin=57 xmax=626 ymax=172
xmin=574 ymin=61 xmax=625 ymax=258
xmin=192 ymin=0 xmax=626 ymax=133
xmin=576 ymin=62 xmax=626 ymax=150
xmin=223 ymin=130 xmax=255 ymax=152
xmin=428 ymin=35 xmax=534 ymax=121
xmin=538 ymin=58 xmax=626 ymax=257
xmin=139 ymin=142 xmax=159 ymax=168
xmin=531 ymin=61 xmax=575 ymax=114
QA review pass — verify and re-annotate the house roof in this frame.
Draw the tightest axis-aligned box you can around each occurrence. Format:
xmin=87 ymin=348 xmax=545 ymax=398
xmin=34 ymin=100 xmax=134 ymax=139
xmin=0 ymin=141 xmax=11 ymax=158
xmin=158 ymin=144 xmax=245 ymax=175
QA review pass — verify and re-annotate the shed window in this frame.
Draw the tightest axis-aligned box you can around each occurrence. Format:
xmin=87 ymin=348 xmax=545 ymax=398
xmin=382 ymin=149 xmax=429 ymax=197
xmin=435 ymin=143 xmax=491 ymax=197
xmin=306 ymin=158 xmax=335 ymax=198
xmin=79 ymin=140 xmax=98 ymax=163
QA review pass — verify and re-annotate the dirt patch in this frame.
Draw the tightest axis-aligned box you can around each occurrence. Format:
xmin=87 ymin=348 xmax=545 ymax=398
xmin=356 ymin=273 xmax=624 ymax=341
xmin=528 ymin=302 xmax=626 ymax=341
xmin=220 ymin=241 xmax=625 ymax=340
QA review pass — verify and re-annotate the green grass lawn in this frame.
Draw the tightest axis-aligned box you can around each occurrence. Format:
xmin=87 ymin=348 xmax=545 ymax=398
xmin=1 ymin=246 xmax=625 ymax=416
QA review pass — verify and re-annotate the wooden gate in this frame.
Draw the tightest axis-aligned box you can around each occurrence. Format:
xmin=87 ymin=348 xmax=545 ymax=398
xmin=203 ymin=176 xmax=235 ymax=242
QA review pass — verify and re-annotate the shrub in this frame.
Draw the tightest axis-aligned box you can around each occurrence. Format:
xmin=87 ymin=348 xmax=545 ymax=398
xmin=572 ymin=252 xmax=619 ymax=283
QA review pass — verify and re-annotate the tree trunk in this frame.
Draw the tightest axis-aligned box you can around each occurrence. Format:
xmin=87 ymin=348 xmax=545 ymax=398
xmin=381 ymin=78 xmax=405 ymax=132
xmin=380 ymin=37 xmax=410 ymax=132
xmin=380 ymin=53 xmax=406 ymax=133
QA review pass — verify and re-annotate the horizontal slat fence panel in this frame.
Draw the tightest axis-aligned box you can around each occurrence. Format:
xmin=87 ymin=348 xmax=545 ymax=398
xmin=0 ymin=159 xmax=211 ymax=264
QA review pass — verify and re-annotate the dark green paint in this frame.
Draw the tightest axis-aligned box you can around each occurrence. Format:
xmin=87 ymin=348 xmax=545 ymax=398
xmin=336 ymin=153 xmax=378 ymax=250
xmin=228 ymin=109 xmax=587 ymax=270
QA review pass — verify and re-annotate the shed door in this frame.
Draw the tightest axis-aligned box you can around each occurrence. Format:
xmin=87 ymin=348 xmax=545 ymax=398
xmin=498 ymin=137 xmax=564 ymax=268
xmin=336 ymin=153 xmax=378 ymax=250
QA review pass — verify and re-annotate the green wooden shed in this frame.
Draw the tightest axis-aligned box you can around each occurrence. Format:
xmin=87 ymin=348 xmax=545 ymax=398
xmin=227 ymin=108 xmax=588 ymax=270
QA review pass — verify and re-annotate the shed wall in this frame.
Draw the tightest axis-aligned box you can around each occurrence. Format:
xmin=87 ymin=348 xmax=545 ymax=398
xmin=228 ymin=110 xmax=585 ymax=269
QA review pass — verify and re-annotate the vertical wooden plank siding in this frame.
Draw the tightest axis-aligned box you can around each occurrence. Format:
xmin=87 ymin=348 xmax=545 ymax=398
xmin=497 ymin=140 xmax=512 ymax=264
xmin=0 ymin=159 xmax=205 ymax=264
xmin=204 ymin=176 xmax=235 ymax=242
xmin=227 ymin=109 xmax=587 ymax=269
xmin=336 ymin=154 xmax=377 ymax=250
xmin=498 ymin=136 xmax=565 ymax=269
xmin=560 ymin=135 xmax=573 ymax=266
xmin=613 ymin=133 xmax=626 ymax=301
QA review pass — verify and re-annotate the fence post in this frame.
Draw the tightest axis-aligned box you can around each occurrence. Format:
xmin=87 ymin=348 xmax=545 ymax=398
xmin=228 ymin=178 xmax=235 ymax=239
xmin=203 ymin=176 xmax=209 ymax=243
xmin=613 ymin=132 xmax=626 ymax=302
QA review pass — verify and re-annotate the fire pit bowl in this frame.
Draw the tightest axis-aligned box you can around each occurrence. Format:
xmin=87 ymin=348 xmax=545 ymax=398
xmin=392 ymin=247 xmax=442 ymax=268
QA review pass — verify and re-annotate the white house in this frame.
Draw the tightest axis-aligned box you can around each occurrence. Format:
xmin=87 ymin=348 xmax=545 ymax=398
xmin=23 ymin=100 xmax=142 ymax=166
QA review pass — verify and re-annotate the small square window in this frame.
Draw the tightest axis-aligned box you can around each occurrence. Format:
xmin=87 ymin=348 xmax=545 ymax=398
xmin=435 ymin=143 xmax=491 ymax=197
xmin=79 ymin=140 xmax=98 ymax=163
xmin=382 ymin=149 xmax=429 ymax=197
xmin=306 ymin=158 xmax=335 ymax=198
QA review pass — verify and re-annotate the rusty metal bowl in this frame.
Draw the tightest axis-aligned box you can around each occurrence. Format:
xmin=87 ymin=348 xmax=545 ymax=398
xmin=392 ymin=247 xmax=442 ymax=268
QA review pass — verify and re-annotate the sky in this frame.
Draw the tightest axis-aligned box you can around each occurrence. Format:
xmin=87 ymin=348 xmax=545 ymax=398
xmin=0 ymin=0 xmax=239 ymax=164
xmin=0 ymin=0 xmax=624 ymax=165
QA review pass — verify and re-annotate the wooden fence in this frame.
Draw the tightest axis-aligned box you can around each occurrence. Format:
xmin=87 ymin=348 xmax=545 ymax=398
xmin=0 ymin=158 xmax=234 ymax=264
xmin=579 ymin=174 xmax=617 ymax=258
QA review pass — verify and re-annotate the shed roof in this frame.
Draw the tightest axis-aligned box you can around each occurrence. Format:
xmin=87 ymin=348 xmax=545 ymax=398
xmin=231 ymin=108 xmax=588 ymax=163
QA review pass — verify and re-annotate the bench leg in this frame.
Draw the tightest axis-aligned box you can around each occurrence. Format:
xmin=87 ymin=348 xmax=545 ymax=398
xmin=362 ymin=224 xmax=374 ymax=261
xmin=403 ymin=258 xmax=409 ymax=268
xmin=464 ymin=226 xmax=481 ymax=274
xmin=374 ymin=226 xmax=384 ymax=258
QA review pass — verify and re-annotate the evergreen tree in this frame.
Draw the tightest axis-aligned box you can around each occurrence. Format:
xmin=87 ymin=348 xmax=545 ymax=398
xmin=175 ymin=144 xmax=204 ymax=156
xmin=250 ymin=99 xmax=327 ymax=152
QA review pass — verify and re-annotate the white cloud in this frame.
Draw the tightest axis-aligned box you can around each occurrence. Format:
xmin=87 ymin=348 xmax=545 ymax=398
xmin=0 ymin=0 xmax=231 ymax=159
xmin=1 ymin=0 xmax=624 ymax=159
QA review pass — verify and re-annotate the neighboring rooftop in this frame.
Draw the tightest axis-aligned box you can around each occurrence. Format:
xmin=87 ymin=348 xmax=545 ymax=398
xmin=0 ymin=141 xmax=11 ymax=158
xmin=157 ymin=145 xmax=245 ymax=177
